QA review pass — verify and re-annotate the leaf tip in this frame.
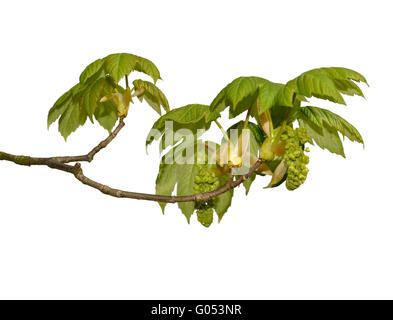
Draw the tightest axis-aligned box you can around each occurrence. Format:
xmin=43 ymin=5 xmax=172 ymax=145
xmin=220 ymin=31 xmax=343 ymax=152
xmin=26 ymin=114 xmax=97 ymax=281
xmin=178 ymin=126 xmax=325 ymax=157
xmin=159 ymin=203 xmax=166 ymax=214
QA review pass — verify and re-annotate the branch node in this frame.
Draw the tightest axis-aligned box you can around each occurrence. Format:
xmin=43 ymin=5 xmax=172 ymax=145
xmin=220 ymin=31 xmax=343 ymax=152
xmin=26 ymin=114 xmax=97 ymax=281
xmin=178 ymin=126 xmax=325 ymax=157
xmin=73 ymin=162 xmax=83 ymax=176
xmin=195 ymin=193 xmax=210 ymax=202
xmin=87 ymin=154 xmax=94 ymax=162
xmin=0 ymin=152 xmax=31 ymax=166
xmin=101 ymin=185 xmax=111 ymax=195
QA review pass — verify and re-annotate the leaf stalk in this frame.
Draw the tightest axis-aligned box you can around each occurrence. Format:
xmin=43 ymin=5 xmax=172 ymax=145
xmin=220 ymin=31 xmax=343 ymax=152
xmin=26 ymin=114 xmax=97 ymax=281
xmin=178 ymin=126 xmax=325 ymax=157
xmin=214 ymin=120 xmax=230 ymax=142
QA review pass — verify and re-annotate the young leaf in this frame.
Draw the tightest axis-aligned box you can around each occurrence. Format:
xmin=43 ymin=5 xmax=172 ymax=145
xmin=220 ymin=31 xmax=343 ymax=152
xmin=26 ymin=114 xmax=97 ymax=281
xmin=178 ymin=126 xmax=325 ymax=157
xmin=155 ymin=162 xmax=178 ymax=213
xmin=79 ymin=58 xmax=105 ymax=83
xmin=241 ymin=172 xmax=256 ymax=195
xmin=284 ymin=67 xmax=367 ymax=106
xmin=214 ymin=174 xmax=234 ymax=222
xmin=211 ymin=76 xmax=294 ymax=119
xmin=154 ymin=140 xmax=231 ymax=223
xmin=146 ymin=104 xmax=217 ymax=148
xmin=257 ymin=82 xmax=291 ymax=114
xmin=47 ymin=86 xmax=74 ymax=128
xmin=58 ymin=100 xmax=82 ymax=141
xmin=49 ymin=52 xmax=164 ymax=138
xmin=333 ymin=79 xmax=364 ymax=97
xmin=225 ymin=77 xmax=262 ymax=116
xmin=319 ymin=67 xmax=368 ymax=85
xmin=299 ymin=119 xmax=345 ymax=157
xmin=298 ymin=106 xmax=363 ymax=145
xmin=285 ymin=69 xmax=346 ymax=104
xmin=176 ymin=164 xmax=199 ymax=222
xmin=133 ymin=56 xmax=162 ymax=84
xmin=104 ymin=53 xmax=161 ymax=83
xmin=133 ymin=79 xmax=170 ymax=115
xmin=211 ymin=77 xmax=264 ymax=118
xmin=265 ymin=160 xmax=287 ymax=188
xmin=94 ymin=100 xmax=118 ymax=133
xmin=270 ymin=106 xmax=292 ymax=128
xmin=80 ymin=77 xmax=115 ymax=121
xmin=104 ymin=53 xmax=137 ymax=83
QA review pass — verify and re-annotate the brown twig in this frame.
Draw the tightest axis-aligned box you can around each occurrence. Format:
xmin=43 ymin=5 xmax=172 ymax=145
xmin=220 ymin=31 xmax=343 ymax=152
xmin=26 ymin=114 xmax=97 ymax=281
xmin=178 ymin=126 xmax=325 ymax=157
xmin=0 ymin=143 xmax=263 ymax=203
xmin=56 ymin=117 xmax=126 ymax=163
xmin=1 ymin=113 xmax=263 ymax=203
xmin=0 ymin=117 xmax=125 ymax=165
xmin=74 ymin=159 xmax=263 ymax=203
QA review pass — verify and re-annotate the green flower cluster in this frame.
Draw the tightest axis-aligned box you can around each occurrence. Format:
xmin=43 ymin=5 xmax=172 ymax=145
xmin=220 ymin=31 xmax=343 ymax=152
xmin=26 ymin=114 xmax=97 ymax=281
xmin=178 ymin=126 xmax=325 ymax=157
xmin=193 ymin=165 xmax=220 ymax=227
xmin=281 ymin=126 xmax=311 ymax=190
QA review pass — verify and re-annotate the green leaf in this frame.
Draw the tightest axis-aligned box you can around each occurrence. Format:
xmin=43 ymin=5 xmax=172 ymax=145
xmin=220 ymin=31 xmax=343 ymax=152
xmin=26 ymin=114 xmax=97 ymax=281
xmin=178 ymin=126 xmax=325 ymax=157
xmin=298 ymin=106 xmax=363 ymax=145
xmin=211 ymin=77 xmax=263 ymax=118
xmin=146 ymin=104 xmax=218 ymax=148
xmin=333 ymin=79 xmax=364 ymax=97
xmin=176 ymin=164 xmax=199 ymax=222
xmin=214 ymin=174 xmax=234 ymax=222
xmin=285 ymin=67 xmax=367 ymax=106
xmin=50 ymin=79 xmax=119 ymax=137
xmin=49 ymin=52 xmax=165 ymax=139
xmin=104 ymin=53 xmax=137 ymax=83
xmin=210 ymin=67 xmax=367 ymax=122
xmin=49 ymin=83 xmax=98 ymax=139
xmin=270 ymin=106 xmax=293 ymax=128
xmin=58 ymin=99 xmax=82 ymax=141
xmin=257 ymin=82 xmax=291 ymax=114
xmin=160 ymin=104 xmax=210 ymax=125
xmin=167 ymin=140 xmax=210 ymax=222
xmin=155 ymin=162 xmax=178 ymax=213
xmin=80 ymin=76 xmax=115 ymax=121
xmin=286 ymin=70 xmax=346 ymax=105
xmin=94 ymin=100 xmax=118 ymax=133
xmin=319 ymin=67 xmax=368 ymax=85
xmin=225 ymin=77 xmax=261 ymax=116
xmin=245 ymin=122 xmax=265 ymax=146
xmin=79 ymin=58 xmax=105 ymax=83
xmin=265 ymin=159 xmax=287 ymax=189
xmin=133 ymin=79 xmax=170 ymax=115
xmin=47 ymin=86 xmax=74 ymax=128
xmin=133 ymin=56 xmax=162 ymax=84
xmin=242 ymin=172 xmax=256 ymax=195
xmin=299 ymin=118 xmax=345 ymax=157
xmin=104 ymin=53 xmax=161 ymax=83
xmin=154 ymin=140 xmax=230 ymax=223
xmin=211 ymin=76 xmax=294 ymax=119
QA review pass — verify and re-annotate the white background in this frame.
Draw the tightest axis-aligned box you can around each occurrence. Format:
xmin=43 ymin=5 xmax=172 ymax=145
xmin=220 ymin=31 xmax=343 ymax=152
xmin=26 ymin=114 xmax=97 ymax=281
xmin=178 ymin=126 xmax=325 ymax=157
xmin=0 ymin=0 xmax=392 ymax=299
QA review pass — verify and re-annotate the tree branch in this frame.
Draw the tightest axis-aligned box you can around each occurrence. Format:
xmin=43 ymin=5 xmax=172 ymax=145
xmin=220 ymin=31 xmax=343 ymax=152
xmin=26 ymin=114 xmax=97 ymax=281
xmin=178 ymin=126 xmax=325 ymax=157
xmin=1 ymin=113 xmax=263 ymax=203
xmin=0 ymin=117 xmax=125 ymax=166
xmin=55 ymin=117 xmax=126 ymax=163
xmin=1 ymin=142 xmax=263 ymax=203
xmin=73 ymin=159 xmax=263 ymax=203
